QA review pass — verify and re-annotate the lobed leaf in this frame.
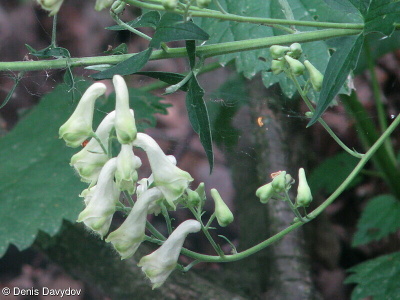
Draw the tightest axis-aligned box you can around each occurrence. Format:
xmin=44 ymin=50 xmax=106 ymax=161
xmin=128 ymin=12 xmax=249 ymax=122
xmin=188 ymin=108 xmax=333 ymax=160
xmin=364 ymin=0 xmax=400 ymax=36
xmin=345 ymin=251 xmax=400 ymax=300
xmin=352 ymin=194 xmax=400 ymax=246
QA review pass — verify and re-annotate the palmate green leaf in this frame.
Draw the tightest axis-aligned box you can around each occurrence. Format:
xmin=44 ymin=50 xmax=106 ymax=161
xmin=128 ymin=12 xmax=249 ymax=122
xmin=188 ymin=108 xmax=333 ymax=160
xmin=0 ymin=80 xmax=170 ymax=258
xmin=345 ymin=251 xmax=400 ymax=300
xmin=196 ymin=0 xmax=361 ymax=98
xmin=106 ymin=11 xmax=161 ymax=30
xmin=308 ymin=152 xmax=361 ymax=194
xmin=186 ymin=76 xmax=214 ymax=171
xmin=90 ymin=48 xmax=153 ymax=80
xmin=308 ymin=34 xmax=364 ymax=126
xmin=352 ymin=194 xmax=400 ymax=246
xmin=364 ymin=0 xmax=400 ymax=36
xmin=149 ymin=13 xmax=209 ymax=49
xmin=0 ymin=81 xmax=90 ymax=258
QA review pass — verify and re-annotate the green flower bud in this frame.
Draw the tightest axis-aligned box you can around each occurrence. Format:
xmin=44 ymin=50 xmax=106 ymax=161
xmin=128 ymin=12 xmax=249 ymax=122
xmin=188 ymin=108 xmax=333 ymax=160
xmin=304 ymin=60 xmax=324 ymax=92
xmin=186 ymin=188 xmax=201 ymax=207
xmin=162 ymin=0 xmax=179 ymax=10
xmin=295 ymin=168 xmax=313 ymax=207
xmin=271 ymin=59 xmax=285 ymax=75
xmin=270 ymin=45 xmax=290 ymax=59
xmin=271 ymin=171 xmax=287 ymax=193
xmin=305 ymin=111 xmax=314 ymax=118
xmin=211 ymin=188 xmax=234 ymax=227
xmin=196 ymin=0 xmax=211 ymax=8
xmin=288 ymin=43 xmax=302 ymax=59
xmin=37 ymin=0 xmax=64 ymax=16
xmin=284 ymin=55 xmax=305 ymax=76
xmin=256 ymin=182 xmax=274 ymax=204
xmin=95 ymin=0 xmax=114 ymax=11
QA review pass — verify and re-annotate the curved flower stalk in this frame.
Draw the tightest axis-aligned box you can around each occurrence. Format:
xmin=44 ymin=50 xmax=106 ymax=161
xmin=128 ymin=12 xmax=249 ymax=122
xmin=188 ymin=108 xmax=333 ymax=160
xmin=106 ymin=188 xmax=164 ymax=259
xmin=138 ymin=219 xmax=201 ymax=289
xmin=77 ymin=158 xmax=120 ymax=238
xmin=115 ymin=144 xmax=142 ymax=194
xmin=133 ymin=133 xmax=193 ymax=209
xmin=95 ymin=0 xmax=114 ymax=11
xmin=37 ymin=0 xmax=64 ymax=16
xmin=59 ymin=82 xmax=106 ymax=148
xmin=70 ymin=111 xmax=116 ymax=185
xmin=113 ymin=75 xmax=137 ymax=144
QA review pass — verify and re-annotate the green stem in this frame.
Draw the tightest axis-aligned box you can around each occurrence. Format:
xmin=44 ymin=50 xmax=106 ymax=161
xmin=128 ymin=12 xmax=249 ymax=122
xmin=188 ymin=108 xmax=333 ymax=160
xmin=51 ymin=15 xmax=58 ymax=47
xmin=284 ymin=190 xmax=306 ymax=223
xmin=110 ymin=7 xmax=152 ymax=41
xmin=89 ymin=132 xmax=108 ymax=155
xmin=145 ymin=220 xmax=166 ymax=241
xmin=364 ymin=38 xmax=397 ymax=164
xmin=0 ymin=28 xmax=361 ymax=72
xmin=126 ymin=0 xmax=364 ymax=29
xmin=289 ymin=70 xmax=364 ymax=158
xmin=341 ymin=92 xmax=400 ymax=199
xmin=179 ymin=113 xmax=400 ymax=263
xmin=161 ymin=204 xmax=173 ymax=235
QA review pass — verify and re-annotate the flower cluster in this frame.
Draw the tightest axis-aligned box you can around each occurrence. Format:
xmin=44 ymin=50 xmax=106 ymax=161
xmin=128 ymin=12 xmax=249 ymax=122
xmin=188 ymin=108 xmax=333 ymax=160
xmin=59 ymin=75 xmax=198 ymax=288
xmin=269 ymin=43 xmax=324 ymax=91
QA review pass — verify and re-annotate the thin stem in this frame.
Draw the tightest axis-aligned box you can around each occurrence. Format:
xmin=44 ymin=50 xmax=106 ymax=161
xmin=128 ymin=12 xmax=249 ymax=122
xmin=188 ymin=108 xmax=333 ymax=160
xmin=161 ymin=204 xmax=173 ymax=235
xmin=178 ymin=113 xmax=400 ymax=263
xmin=213 ymin=0 xmax=227 ymax=14
xmin=89 ymin=132 xmax=108 ymax=155
xmin=182 ymin=260 xmax=201 ymax=272
xmin=110 ymin=8 xmax=152 ymax=41
xmin=364 ymin=38 xmax=397 ymax=165
xmin=123 ymin=191 xmax=135 ymax=207
xmin=189 ymin=207 xmax=224 ymax=256
xmin=288 ymin=70 xmax=364 ymax=158
xmin=283 ymin=190 xmax=306 ymax=223
xmin=146 ymin=220 xmax=166 ymax=241
xmin=278 ymin=0 xmax=296 ymax=31
xmin=125 ymin=0 xmax=364 ymax=30
xmin=0 ymin=28 xmax=362 ymax=72
xmin=51 ymin=14 xmax=58 ymax=47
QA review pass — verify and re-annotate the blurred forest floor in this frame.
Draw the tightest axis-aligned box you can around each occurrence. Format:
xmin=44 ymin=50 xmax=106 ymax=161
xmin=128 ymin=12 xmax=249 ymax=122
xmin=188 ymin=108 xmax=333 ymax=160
xmin=0 ymin=1 xmax=400 ymax=299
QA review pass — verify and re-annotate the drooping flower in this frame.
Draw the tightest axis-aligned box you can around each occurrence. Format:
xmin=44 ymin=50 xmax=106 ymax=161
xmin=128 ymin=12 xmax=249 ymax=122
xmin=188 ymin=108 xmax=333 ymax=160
xmin=59 ymin=82 xmax=106 ymax=147
xmin=138 ymin=219 xmax=201 ymax=289
xmin=295 ymin=168 xmax=313 ymax=208
xmin=77 ymin=158 xmax=120 ymax=238
xmin=113 ymin=75 xmax=137 ymax=144
xmin=115 ymin=143 xmax=142 ymax=194
xmin=95 ymin=0 xmax=114 ymax=11
xmin=133 ymin=133 xmax=193 ymax=209
xmin=106 ymin=188 xmax=164 ymax=259
xmin=210 ymin=188 xmax=234 ymax=227
xmin=37 ymin=0 xmax=64 ymax=16
xmin=70 ymin=111 xmax=115 ymax=185
xmin=256 ymin=182 xmax=275 ymax=204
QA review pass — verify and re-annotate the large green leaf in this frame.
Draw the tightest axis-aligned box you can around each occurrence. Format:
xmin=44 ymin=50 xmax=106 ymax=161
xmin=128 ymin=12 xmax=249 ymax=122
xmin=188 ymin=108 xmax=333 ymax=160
xmin=352 ymin=194 xmax=400 ymax=246
xmin=0 ymin=80 xmax=170 ymax=258
xmin=345 ymin=251 xmax=400 ymax=300
xmin=364 ymin=0 xmax=400 ymax=36
xmin=308 ymin=34 xmax=364 ymax=126
xmin=149 ymin=13 xmax=209 ymax=49
xmin=196 ymin=0 xmax=361 ymax=98
xmin=91 ymin=48 xmax=153 ymax=80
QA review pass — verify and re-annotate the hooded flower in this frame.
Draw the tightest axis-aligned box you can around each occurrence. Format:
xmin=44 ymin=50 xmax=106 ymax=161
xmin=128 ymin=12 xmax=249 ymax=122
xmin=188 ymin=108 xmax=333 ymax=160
xmin=256 ymin=182 xmax=275 ymax=204
xmin=70 ymin=111 xmax=115 ymax=185
xmin=113 ymin=75 xmax=137 ymax=144
xmin=77 ymin=158 xmax=119 ymax=238
xmin=133 ymin=133 xmax=193 ymax=208
xmin=37 ymin=0 xmax=64 ymax=16
xmin=138 ymin=219 xmax=201 ymax=289
xmin=115 ymin=144 xmax=142 ymax=194
xmin=95 ymin=0 xmax=114 ymax=11
xmin=59 ymin=82 xmax=106 ymax=147
xmin=106 ymin=188 xmax=163 ymax=259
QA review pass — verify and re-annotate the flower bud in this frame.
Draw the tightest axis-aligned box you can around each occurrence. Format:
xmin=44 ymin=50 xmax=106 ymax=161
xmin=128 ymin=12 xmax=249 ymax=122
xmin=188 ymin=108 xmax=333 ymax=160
xmin=284 ymin=55 xmax=305 ymax=76
xmin=305 ymin=111 xmax=314 ymax=118
xmin=271 ymin=171 xmax=287 ymax=193
xmin=162 ymin=0 xmax=178 ymax=10
xmin=304 ymin=60 xmax=324 ymax=92
xmin=256 ymin=182 xmax=274 ymax=204
xmin=211 ymin=188 xmax=234 ymax=227
xmin=37 ymin=0 xmax=64 ymax=16
xmin=270 ymin=45 xmax=290 ymax=59
xmin=186 ymin=189 xmax=201 ymax=207
xmin=115 ymin=144 xmax=142 ymax=194
xmin=113 ymin=75 xmax=137 ymax=144
xmin=59 ymin=82 xmax=106 ymax=148
xmin=271 ymin=59 xmax=285 ymax=75
xmin=295 ymin=168 xmax=313 ymax=207
xmin=288 ymin=43 xmax=302 ymax=59
xmin=196 ymin=0 xmax=211 ymax=8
